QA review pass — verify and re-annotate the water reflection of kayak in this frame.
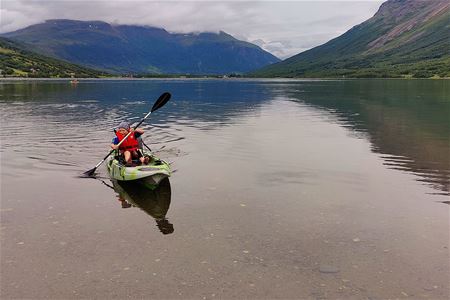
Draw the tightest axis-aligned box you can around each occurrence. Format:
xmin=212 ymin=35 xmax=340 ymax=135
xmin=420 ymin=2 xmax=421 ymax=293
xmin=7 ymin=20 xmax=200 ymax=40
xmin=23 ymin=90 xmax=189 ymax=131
xmin=111 ymin=178 xmax=174 ymax=234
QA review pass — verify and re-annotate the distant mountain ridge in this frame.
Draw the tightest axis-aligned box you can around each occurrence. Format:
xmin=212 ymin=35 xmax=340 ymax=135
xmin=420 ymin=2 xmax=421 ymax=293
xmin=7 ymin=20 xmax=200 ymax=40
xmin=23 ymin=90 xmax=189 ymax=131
xmin=2 ymin=19 xmax=280 ymax=75
xmin=250 ymin=0 xmax=450 ymax=78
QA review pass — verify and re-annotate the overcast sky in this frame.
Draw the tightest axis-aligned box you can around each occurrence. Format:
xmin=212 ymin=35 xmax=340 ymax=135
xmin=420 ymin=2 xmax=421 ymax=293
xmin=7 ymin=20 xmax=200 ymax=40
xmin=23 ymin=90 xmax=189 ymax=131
xmin=0 ymin=0 xmax=384 ymax=59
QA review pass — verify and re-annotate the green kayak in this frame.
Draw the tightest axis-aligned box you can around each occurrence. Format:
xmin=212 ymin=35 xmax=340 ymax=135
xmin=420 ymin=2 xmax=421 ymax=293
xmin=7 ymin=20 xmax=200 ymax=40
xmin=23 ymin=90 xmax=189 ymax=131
xmin=106 ymin=150 xmax=171 ymax=189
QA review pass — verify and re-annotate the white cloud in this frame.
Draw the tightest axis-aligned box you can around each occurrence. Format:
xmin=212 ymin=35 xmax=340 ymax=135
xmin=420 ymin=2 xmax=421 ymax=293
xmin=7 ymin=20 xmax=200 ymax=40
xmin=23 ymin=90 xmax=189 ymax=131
xmin=0 ymin=0 xmax=384 ymax=59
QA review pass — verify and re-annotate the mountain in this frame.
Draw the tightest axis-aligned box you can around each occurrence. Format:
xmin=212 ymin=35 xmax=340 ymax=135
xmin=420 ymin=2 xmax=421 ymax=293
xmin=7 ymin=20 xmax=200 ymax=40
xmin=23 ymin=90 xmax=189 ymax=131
xmin=0 ymin=37 xmax=108 ymax=78
xmin=2 ymin=19 xmax=280 ymax=75
xmin=250 ymin=0 xmax=450 ymax=78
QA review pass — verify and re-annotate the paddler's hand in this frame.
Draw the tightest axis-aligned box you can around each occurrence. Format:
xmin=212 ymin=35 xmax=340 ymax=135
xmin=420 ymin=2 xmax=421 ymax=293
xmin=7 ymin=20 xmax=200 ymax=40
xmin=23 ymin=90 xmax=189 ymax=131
xmin=111 ymin=144 xmax=119 ymax=150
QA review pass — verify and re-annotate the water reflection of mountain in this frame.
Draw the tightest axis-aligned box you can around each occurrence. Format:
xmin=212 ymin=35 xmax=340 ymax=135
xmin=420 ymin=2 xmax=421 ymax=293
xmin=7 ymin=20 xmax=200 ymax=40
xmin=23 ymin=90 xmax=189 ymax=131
xmin=111 ymin=179 xmax=174 ymax=234
xmin=2 ymin=79 xmax=448 ymax=195
xmin=0 ymin=79 xmax=275 ymax=126
xmin=282 ymin=80 xmax=450 ymax=196
xmin=0 ymin=79 xmax=277 ymax=152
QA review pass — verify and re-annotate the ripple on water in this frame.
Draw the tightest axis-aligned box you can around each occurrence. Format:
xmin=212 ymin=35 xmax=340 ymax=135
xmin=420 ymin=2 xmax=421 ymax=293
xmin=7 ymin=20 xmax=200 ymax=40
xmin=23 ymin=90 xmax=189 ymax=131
xmin=0 ymin=99 xmax=186 ymax=176
xmin=380 ymin=154 xmax=450 ymax=195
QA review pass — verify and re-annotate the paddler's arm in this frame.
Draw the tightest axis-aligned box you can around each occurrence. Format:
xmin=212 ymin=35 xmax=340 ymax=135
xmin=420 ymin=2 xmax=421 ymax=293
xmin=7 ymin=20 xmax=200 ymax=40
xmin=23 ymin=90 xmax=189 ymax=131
xmin=111 ymin=137 xmax=119 ymax=150
xmin=131 ymin=128 xmax=144 ymax=138
xmin=133 ymin=128 xmax=144 ymax=135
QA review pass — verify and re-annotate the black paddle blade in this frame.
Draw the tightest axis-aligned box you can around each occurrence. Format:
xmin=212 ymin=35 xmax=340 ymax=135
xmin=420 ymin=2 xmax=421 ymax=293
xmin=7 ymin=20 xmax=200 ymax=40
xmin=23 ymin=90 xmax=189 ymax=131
xmin=151 ymin=92 xmax=171 ymax=112
xmin=81 ymin=167 xmax=97 ymax=178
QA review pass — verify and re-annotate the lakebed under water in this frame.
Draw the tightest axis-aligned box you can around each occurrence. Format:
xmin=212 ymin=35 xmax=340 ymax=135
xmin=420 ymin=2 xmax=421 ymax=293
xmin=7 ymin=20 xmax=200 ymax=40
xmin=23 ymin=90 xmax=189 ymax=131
xmin=1 ymin=79 xmax=449 ymax=299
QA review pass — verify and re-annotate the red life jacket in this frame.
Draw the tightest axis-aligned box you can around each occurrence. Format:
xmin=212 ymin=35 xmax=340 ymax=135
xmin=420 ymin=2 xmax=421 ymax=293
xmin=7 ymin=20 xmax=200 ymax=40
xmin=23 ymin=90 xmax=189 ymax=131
xmin=115 ymin=131 xmax=139 ymax=152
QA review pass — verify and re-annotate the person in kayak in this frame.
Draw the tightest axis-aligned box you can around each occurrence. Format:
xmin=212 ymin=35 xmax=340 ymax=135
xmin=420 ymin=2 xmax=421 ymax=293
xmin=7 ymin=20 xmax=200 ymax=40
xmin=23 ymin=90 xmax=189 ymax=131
xmin=111 ymin=121 xmax=149 ymax=166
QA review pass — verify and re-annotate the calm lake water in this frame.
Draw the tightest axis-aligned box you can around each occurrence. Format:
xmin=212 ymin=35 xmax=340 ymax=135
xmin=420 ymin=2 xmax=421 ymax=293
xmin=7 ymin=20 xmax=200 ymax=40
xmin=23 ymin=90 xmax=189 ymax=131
xmin=1 ymin=79 xmax=449 ymax=299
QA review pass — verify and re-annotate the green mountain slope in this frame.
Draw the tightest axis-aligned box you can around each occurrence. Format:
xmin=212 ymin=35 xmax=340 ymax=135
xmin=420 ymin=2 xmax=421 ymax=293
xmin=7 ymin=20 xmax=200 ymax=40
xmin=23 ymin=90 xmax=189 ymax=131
xmin=0 ymin=37 xmax=108 ymax=78
xmin=250 ymin=0 xmax=450 ymax=78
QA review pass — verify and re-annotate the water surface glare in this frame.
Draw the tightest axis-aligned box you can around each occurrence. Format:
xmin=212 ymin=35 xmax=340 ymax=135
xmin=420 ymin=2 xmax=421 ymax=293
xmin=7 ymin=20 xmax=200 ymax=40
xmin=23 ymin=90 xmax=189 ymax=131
xmin=1 ymin=79 xmax=449 ymax=299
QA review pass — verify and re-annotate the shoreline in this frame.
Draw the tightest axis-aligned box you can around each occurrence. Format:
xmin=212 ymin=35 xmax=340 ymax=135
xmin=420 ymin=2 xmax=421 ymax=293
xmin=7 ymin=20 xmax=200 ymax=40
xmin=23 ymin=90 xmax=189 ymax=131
xmin=1 ymin=77 xmax=449 ymax=81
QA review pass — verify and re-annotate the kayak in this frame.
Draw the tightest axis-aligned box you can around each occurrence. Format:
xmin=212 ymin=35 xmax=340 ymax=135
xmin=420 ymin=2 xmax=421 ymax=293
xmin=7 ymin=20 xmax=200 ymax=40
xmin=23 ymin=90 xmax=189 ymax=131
xmin=106 ymin=151 xmax=171 ymax=189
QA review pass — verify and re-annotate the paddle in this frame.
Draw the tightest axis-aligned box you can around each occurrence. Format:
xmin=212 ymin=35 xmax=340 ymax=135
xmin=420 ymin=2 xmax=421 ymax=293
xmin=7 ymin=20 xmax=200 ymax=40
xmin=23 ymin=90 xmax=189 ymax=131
xmin=141 ymin=139 xmax=152 ymax=152
xmin=82 ymin=92 xmax=171 ymax=177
